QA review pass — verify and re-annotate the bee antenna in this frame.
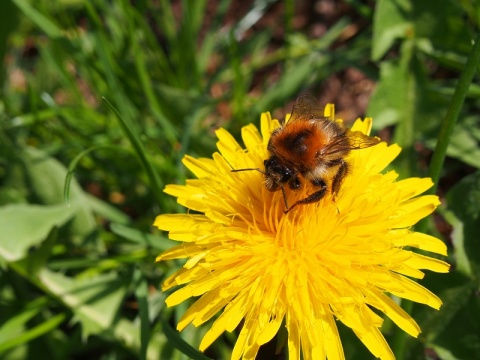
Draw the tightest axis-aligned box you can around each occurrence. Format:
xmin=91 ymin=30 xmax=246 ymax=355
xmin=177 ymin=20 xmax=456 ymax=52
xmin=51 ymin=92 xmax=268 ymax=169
xmin=231 ymin=167 xmax=266 ymax=175
xmin=225 ymin=158 xmax=266 ymax=175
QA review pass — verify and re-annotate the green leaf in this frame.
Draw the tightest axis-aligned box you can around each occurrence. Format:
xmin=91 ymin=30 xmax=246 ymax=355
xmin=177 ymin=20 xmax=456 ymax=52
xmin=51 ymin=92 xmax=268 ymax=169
xmin=0 ymin=0 xmax=20 ymax=87
xmin=37 ymin=269 xmax=167 ymax=358
xmin=369 ymin=43 xmax=419 ymax=178
xmin=425 ymin=120 xmax=480 ymax=169
xmin=121 ymin=3 xmax=178 ymax=146
xmin=21 ymin=147 xmax=96 ymax=237
xmin=428 ymin=279 xmax=480 ymax=359
xmin=369 ymin=42 xmax=448 ymax=178
xmin=415 ymin=271 xmax=472 ymax=337
xmin=84 ymin=194 xmax=130 ymax=225
xmin=443 ymin=210 xmax=471 ymax=276
xmin=412 ymin=0 xmax=472 ymax=55
xmin=0 ymin=312 xmax=66 ymax=353
xmin=0 ymin=204 xmax=75 ymax=262
xmin=20 ymin=226 xmax=59 ymax=277
xmin=391 ymin=271 xmax=472 ymax=359
xmin=0 ymin=296 xmax=66 ymax=353
xmin=0 ymin=297 xmax=49 ymax=350
xmin=102 ymin=98 xmax=165 ymax=206
xmin=39 ymin=270 xmax=128 ymax=337
xmin=11 ymin=0 xmax=63 ymax=38
xmin=63 ymin=144 xmax=132 ymax=206
xmin=372 ymin=0 xmax=411 ymax=60
xmin=427 ymin=32 xmax=480 ymax=193
xmin=133 ymin=269 xmax=150 ymax=360
xmin=445 ymin=171 xmax=480 ymax=277
xmin=252 ymin=54 xmax=330 ymax=118
xmin=372 ymin=0 xmax=471 ymax=61
xmin=111 ymin=223 xmax=174 ymax=251
xmin=368 ymin=60 xmax=408 ymax=129
xmin=161 ymin=318 xmax=212 ymax=360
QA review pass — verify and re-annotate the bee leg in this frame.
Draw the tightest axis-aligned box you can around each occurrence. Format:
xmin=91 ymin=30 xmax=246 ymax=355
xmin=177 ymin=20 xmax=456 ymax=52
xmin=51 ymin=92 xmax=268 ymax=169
xmin=281 ymin=185 xmax=289 ymax=210
xmin=281 ymin=176 xmax=301 ymax=213
xmin=284 ymin=178 xmax=327 ymax=214
xmin=331 ymin=160 xmax=349 ymax=198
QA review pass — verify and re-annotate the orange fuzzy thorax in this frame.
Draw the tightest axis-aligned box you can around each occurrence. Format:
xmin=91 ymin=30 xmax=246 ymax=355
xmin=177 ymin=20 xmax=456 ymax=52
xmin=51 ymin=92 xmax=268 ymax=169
xmin=269 ymin=120 xmax=341 ymax=170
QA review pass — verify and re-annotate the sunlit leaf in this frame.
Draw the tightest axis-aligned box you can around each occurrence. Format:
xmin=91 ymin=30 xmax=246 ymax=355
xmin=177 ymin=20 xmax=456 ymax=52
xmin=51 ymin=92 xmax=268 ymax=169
xmin=446 ymin=171 xmax=480 ymax=276
xmin=0 ymin=204 xmax=75 ymax=262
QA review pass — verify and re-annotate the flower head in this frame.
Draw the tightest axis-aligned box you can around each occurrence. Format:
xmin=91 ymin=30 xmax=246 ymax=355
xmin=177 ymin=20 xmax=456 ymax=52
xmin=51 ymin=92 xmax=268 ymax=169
xmin=154 ymin=104 xmax=449 ymax=360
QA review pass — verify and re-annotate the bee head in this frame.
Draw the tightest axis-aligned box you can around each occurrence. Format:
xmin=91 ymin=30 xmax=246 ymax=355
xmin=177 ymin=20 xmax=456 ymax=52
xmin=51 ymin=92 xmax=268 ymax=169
xmin=263 ymin=156 xmax=293 ymax=191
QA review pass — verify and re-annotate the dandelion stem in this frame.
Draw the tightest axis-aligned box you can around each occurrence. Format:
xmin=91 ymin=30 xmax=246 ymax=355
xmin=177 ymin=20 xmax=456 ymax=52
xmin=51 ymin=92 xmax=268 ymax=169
xmin=428 ymin=31 xmax=480 ymax=193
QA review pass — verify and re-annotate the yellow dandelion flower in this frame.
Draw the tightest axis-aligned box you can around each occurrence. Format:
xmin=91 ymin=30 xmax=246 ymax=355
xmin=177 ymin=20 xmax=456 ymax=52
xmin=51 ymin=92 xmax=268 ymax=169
xmin=154 ymin=103 xmax=450 ymax=360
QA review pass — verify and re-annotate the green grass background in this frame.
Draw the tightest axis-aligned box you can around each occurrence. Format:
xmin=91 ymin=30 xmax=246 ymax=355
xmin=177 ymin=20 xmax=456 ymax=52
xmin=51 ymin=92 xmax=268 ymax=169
xmin=1 ymin=0 xmax=479 ymax=359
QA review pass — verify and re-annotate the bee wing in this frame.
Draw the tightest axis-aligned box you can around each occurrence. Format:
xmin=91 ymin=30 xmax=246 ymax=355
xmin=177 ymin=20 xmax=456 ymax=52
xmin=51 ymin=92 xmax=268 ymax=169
xmin=323 ymin=130 xmax=380 ymax=156
xmin=345 ymin=129 xmax=381 ymax=149
xmin=284 ymin=94 xmax=324 ymax=125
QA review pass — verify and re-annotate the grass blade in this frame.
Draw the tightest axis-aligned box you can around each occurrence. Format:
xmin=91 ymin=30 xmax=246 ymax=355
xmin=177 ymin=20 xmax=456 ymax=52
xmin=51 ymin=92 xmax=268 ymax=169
xmin=161 ymin=318 xmax=212 ymax=360
xmin=102 ymin=97 xmax=164 ymax=205
xmin=428 ymin=32 xmax=480 ymax=193
xmin=11 ymin=0 xmax=62 ymax=38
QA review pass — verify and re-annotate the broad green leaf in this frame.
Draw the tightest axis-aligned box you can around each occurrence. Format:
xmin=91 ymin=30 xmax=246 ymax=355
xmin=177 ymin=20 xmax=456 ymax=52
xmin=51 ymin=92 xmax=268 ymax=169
xmin=446 ymin=171 xmax=480 ymax=276
xmin=425 ymin=122 xmax=480 ymax=169
xmin=372 ymin=0 xmax=471 ymax=61
xmin=21 ymin=147 xmax=96 ymax=237
xmin=84 ymin=194 xmax=130 ymax=224
xmin=442 ymin=210 xmax=471 ymax=276
xmin=416 ymin=272 xmax=471 ymax=337
xmin=111 ymin=223 xmax=174 ymax=251
xmin=37 ymin=269 xmax=166 ymax=359
xmin=392 ymin=271 xmax=471 ymax=359
xmin=368 ymin=44 xmax=419 ymax=178
xmin=39 ymin=269 xmax=128 ymax=336
xmin=428 ymin=281 xmax=480 ymax=359
xmin=368 ymin=42 xmax=448 ymax=177
xmin=372 ymin=0 xmax=411 ymax=60
xmin=16 ymin=226 xmax=59 ymax=277
xmin=0 ymin=204 xmax=75 ymax=262
xmin=252 ymin=55 xmax=329 ymax=117
xmin=368 ymin=60 xmax=408 ymax=129
xmin=370 ymin=46 xmax=447 ymax=132
xmin=412 ymin=0 xmax=472 ymax=55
